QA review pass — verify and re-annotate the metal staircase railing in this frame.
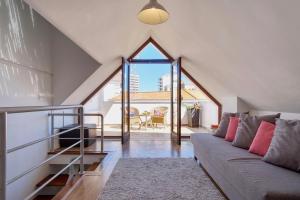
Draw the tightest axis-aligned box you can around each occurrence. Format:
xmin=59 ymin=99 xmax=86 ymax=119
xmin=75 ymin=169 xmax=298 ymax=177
xmin=0 ymin=105 xmax=85 ymax=200
xmin=48 ymin=112 xmax=104 ymax=153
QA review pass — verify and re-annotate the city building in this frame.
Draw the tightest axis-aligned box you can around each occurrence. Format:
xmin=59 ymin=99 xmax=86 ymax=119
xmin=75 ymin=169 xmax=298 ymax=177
xmin=130 ymin=72 xmax=140 ymax=92
xmin=159 ymin=74 xmax=173 ymax=91
xmin=159 ymin=74 xmax=195 ymax=91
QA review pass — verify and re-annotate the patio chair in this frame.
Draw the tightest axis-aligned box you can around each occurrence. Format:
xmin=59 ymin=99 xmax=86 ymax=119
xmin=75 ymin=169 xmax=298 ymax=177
xmin=150 ymin=106 xmax=168 ymax=128
xmin=125 ymin=107 xmax=142 ymax=129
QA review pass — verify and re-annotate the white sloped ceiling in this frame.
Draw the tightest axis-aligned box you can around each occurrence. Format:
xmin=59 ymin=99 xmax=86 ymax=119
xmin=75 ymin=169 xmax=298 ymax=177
xmin=25 ymin=0 xmax=300 ymax=113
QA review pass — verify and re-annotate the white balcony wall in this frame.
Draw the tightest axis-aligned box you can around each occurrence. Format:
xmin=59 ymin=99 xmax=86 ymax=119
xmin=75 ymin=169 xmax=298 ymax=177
xmin=85 ymin=98 xmax=218 ymax=129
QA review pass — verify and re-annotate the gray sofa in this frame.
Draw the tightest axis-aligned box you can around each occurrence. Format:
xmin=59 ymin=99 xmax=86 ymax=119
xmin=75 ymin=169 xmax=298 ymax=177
xmin=191 ymin=133 xmax=300 ymax=200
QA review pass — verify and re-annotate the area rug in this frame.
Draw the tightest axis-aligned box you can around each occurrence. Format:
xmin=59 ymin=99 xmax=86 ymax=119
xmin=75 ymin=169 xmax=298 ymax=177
xmin=100 ymin=158 xmax=225 ymax=200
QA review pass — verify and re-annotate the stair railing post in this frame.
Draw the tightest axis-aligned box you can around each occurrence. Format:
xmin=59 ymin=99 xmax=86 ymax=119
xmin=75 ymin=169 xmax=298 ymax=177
xmin=50 ymin=110 xmax=55 ymax=152
xmin=79 ymin=107 xmax=84 ymax=175
xmin=0 ymin=112 xmax=7 ymax=200
xmin=101 ymin=115 xmax=104 ymax=153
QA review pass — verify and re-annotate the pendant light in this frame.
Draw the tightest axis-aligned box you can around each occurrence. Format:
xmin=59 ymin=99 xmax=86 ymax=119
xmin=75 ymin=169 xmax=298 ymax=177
xmin=137 ymin=0 xmax=169 ymax=25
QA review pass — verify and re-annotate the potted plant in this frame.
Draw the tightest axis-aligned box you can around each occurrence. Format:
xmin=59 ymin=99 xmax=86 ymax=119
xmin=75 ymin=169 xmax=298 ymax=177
xmin=186 ymin=103 xmax=201 ymax=127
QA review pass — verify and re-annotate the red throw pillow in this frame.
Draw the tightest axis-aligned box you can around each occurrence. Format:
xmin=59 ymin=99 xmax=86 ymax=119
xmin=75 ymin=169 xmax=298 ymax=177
xmin=249 ymin=121 xmax=275 ymax=156
xmin=225 ymin=117 xmax=239 ymax=142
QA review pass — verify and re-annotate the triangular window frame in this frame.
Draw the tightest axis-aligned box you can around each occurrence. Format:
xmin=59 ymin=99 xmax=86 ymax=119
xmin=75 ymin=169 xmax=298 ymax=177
xmin=131 ymin=42 xmax=168 ymax=60
xmin=129 ymin=37 xmax=173 ymax=61
xmin=81 ymin=37 xmax=222 ymax=123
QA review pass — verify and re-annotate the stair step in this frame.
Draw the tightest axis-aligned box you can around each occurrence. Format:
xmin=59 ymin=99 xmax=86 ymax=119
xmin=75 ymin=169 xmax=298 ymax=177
xmin=33 ymin=195 xmax=54 ymax=200
xmin=52 ymin=175 xmax=81 ymax=200
xmin=47 ymin=153 xmax=105 ymax=165
xmin=36 ymin=174 xmax=69 ymax=187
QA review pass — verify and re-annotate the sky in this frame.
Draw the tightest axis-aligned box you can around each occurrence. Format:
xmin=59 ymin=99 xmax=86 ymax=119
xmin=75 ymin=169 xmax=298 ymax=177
xmin=131 ymin=64 xmax=170 ymax=91
xmin=132 ymin=43 xmax=190 ymax=92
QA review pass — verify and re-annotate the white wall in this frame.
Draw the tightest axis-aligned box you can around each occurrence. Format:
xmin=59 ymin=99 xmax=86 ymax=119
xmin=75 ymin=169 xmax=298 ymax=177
xmin=219 ymin=97 xmax=300 ymax=122
xmin=221 ymin=96 xmax=251 ymax=113
xmin=0 ymin=1 xmax=54 ymax=199
xmin=237 ymin=97 xmax=251 ymax=113
xmin=199 ymin=101 xmax=218 ymax=128
xmin=221 ymin=97 xmax=300 ymax=120
xmin=62 ymin=58 xmax=120 ymax=105
xmin=6 ymin=112 xmax=50 ymax=200
xmin=251 ymin=110 xmax=300 ymax=120
xmin=0 ymin=0 xmax=53 ymax=107
xmin=221 ymin=97 xmax=238 ymax=113
xmin=25 ymin=0 xmax=300 ymax=114
xmin=0 ymin=1 xmax=83 ymax=199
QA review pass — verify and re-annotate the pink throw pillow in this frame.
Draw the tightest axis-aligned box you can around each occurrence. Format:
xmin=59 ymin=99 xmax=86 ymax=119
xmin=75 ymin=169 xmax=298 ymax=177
xmin=154 ymin=110 xmax=163 ymax=117
xmin=249 ymin=121 xmax=275 ymax=156
xmin=225 ymin=117 xmax=239 ymax=142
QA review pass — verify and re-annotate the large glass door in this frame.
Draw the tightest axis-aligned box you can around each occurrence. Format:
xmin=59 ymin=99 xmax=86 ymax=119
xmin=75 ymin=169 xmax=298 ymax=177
xmin=121 ymin=57 xmax=130 ymax=144
xmin=171 ymin=57 xmax=182 ymax=145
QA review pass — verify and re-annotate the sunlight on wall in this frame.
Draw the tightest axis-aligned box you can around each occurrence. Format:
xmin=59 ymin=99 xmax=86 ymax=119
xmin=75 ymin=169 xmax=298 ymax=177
xmin=0 ymin=0 xmax=52 ymax=106
xmin=0 ymin=0 xmax=54 ymax=199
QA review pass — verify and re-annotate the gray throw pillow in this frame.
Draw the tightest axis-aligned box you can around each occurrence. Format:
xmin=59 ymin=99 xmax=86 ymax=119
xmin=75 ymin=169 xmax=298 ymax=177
xmin=213 ymin=113 xmax=233 ymax=138
xmin=232 ymin=113 xmax=280 ymax=149
xmin=213 ymin=112 xmax=248 ymax=138
xmin=263 ymin=119 xmax=300 ymax=172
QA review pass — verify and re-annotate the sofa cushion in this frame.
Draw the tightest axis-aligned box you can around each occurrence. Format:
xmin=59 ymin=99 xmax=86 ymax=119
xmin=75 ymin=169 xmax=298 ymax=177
xmin=191 ymin=133 xmax=300 ymax=200
xmin=214 ymin=113 xmax=234 ymax=138
xmin=225 ymin=117 xmax=239 ymax=142
xmin=214 ymin=112 xmax=248 ymax=138
xmin=191 ymin=133 xmax=260 ymax=174
xmin=232 ymin=113 xmax=280 ymax=149
xmin=227 ymin=157 xmax=300 ymax=200
xmin=263 ymin=119 xmax=300 ymax=172
xmin=249 ymin=121 xmax=275 ymax=156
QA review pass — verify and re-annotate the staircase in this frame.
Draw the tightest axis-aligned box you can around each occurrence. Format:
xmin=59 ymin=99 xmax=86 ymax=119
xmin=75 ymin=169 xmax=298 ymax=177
xmin=33 ymin=174 xmax=68 ymax=200
xmin=33 ymin=162 xmax=100 ymax=200
xmin=0 ymin=106 xmax=106 ymax=200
